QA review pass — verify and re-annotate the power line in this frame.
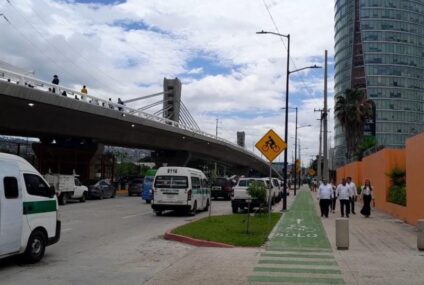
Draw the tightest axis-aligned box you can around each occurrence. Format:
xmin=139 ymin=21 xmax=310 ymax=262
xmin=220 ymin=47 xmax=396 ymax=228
xmin=17 ymin=0 xmax=126 ymax=89
xmin=261 ymin=0 xmax=316 ymax=97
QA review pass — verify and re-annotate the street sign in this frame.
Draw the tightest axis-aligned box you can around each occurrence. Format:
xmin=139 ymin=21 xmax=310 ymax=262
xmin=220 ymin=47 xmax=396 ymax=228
xmin=255 ymin=129 xmax=286 ymax=162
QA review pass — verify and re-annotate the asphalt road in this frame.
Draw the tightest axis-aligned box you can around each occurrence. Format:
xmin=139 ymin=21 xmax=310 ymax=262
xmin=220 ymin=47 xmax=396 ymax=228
xmin=0 ymin=195 xmax=233 ymax=285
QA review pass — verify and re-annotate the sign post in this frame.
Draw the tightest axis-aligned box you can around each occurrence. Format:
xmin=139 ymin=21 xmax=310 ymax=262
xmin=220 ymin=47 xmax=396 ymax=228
xmin=255 ymin=129 xmax=287 ymax=216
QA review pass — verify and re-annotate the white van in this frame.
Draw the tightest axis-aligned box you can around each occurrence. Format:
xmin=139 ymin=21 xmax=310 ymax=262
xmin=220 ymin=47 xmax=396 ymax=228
xmin=151 ymin=167 xmax=210 ymax=216
xmin=0 ymin=153 xmax=60 ymax=263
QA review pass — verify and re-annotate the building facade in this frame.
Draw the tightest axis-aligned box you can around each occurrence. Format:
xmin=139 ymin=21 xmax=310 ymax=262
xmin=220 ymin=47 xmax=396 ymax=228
xmin=334 ymin=0 xmax=424 ymax=166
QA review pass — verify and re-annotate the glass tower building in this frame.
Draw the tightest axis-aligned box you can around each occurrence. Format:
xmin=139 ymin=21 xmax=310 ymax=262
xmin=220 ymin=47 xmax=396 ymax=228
xmin=334 ymin=0 xmax=424 ymax=166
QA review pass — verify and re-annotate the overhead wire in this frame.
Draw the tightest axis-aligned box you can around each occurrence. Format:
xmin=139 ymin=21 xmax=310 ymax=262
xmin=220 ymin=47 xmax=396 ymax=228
xmin=261 ymin=0 xmax=316 ymax=96
xmin=5 ymin=1 xmax=112 ymax=89
xmin=0 ymin=12 xmax=65 ymax=73
xmin=15 ymin=0 xmax=126 ymax=89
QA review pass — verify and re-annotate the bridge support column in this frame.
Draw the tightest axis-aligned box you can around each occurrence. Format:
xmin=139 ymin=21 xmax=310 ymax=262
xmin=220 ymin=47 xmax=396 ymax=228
xmin=32 ymin=139 xmax=113 ymax=183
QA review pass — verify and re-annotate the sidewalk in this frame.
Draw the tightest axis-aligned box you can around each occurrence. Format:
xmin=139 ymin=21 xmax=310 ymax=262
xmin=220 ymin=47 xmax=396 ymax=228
xmin=249 ymin=186 xmax=345 ymax=284
xmin=318 ymin=195 xmax=424 ymax=285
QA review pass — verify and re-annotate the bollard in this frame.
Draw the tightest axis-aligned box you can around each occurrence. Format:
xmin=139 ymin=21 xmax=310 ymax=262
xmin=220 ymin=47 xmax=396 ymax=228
xmin=336 ymin=218 xmax=349 ymax=250
xmin=417 ymin=220 xmax=424 ymax=251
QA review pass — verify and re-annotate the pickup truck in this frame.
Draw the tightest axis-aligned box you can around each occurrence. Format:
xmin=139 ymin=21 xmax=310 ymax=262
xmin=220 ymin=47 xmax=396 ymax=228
xmin=231 ymin=177 xmax=280 ymax=213
xmin=44 ymin=174 xmax=88 ymax=205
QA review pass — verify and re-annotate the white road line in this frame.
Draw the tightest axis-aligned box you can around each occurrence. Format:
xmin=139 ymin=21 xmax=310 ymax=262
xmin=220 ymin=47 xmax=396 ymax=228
xmin=62 ymin=228 xmax=72 ymax=233
xmin=121 ymin=211 xmax=152 ymax=219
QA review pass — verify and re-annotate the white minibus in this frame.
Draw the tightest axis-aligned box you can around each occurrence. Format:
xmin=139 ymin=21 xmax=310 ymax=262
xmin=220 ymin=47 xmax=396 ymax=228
xmin=151 ymin=167 xmax=210 ymax=216
xmin=0 ymin=153 xmax=60 ymax=263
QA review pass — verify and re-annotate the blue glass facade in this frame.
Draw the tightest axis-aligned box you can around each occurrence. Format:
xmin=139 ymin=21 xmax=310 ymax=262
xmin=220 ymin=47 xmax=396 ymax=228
xmin=334 ymin=0 xmax=424 ymax=166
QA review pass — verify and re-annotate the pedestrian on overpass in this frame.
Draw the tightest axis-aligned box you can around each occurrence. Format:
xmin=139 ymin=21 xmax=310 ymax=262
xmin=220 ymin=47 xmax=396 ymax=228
xmin=347 ymin=177 xmax=357 ymax=215
xmin=80 ymin=85 xmax=88 ymax=101
xmin=317 ymin=179 xmax=333 ymax=218
xmin=51 ymin=74 xmax=59 ymax=93
xmin=336 ymin=178 xmax=350 ymax=218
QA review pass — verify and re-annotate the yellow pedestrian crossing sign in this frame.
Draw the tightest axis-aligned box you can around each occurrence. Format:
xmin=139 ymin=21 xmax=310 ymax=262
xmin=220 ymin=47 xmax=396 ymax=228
xmin=255 ymin=129 xmax=286 ymax=162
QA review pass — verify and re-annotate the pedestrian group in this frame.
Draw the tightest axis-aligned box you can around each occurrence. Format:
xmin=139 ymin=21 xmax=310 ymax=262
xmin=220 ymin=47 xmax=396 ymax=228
xmin=317 ymin=177 xmax=375 ymax=218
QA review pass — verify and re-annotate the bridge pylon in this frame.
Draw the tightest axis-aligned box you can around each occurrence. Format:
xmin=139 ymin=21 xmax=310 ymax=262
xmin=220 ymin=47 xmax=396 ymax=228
xmin=163 ymin=78 xmax=182 ymax=122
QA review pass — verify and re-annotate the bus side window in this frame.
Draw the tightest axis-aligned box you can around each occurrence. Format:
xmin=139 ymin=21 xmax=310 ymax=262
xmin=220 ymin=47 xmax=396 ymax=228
xmin=191 ymin=177 xmax=200 ymax=189
xmin=4 ymin=177 xmax=19 ymax=199
xmin=24 ymin=174 xmax=50 ymax=197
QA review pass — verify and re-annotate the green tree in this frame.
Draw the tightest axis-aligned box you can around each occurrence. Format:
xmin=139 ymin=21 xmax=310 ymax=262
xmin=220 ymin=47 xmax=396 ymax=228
xmin=355 ymin=136 xmax=377 ymax=160
xmin=247 ymin=181 xmax=267 ymax=204
xmin=335 ymin=89 xmax=373 ymax=159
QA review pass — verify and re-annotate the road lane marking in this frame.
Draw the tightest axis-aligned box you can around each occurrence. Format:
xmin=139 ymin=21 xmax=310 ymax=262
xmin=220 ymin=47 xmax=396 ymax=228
xmin=62 ymin=228 xmax=72 ymax=233
xmin=121 ymin=211 xmax=152 ymax=219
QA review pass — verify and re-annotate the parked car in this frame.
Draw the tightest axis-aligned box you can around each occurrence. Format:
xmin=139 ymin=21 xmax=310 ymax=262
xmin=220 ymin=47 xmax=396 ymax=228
xmin=142 ymin=169 xmax=157 ymax=203
xmin=211 ymin=177 xmax=233 ymax=200
xmin=88 ymin=179 xmax=116 ymax=199
xmin=44 ymin=173 xmax=88 ymax=205
xmin=231 ymin=177 xmax=279 ymax=213
xmin=128 ymin=177 xmax=144 ymax=196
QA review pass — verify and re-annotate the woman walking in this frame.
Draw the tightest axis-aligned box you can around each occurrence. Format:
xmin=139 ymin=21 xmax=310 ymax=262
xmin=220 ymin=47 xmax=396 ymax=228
xmin=360 ymin=179 xmax=374 ymax=217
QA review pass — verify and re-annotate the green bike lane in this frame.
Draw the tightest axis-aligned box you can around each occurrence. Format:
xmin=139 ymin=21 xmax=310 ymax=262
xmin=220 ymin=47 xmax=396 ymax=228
xmin=249 ymin=189 xmax=345 ymax=284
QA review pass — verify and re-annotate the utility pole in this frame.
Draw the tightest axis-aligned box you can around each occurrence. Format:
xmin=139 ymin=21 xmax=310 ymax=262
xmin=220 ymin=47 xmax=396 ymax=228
xmin=215 ymin=118 xmax=218 ymax=177
xmin=323 ymin=50 xmax=329 ymax=181
xmin=314 ymin=109 xmax=324 ymax=181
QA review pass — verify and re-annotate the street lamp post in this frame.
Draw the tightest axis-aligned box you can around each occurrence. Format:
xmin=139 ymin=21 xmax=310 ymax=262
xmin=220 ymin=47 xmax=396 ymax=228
xmin=257 ymin=30 xmax=321 ymax=211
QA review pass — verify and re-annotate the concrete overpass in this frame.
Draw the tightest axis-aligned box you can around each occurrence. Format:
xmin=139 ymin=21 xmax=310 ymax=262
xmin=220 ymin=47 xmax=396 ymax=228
xmin=0 ymin=72 xmax=271 ymax=176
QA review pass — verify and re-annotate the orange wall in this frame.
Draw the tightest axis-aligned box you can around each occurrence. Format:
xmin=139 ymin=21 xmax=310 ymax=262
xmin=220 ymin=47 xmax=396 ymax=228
xmin=337 ymin=133 xmax=424 ymax=226
xmin=338 ymin=148 xmax=409 ymax=223
xmin=406 ymin=133 xmax=424 ymax=225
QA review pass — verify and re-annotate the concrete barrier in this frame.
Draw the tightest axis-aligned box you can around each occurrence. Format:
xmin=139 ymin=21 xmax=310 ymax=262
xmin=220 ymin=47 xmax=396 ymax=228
xmin=336 ymin=218 xmax=349 ymax=250
xmin=417 ymin=220 xmax=424 ymax=251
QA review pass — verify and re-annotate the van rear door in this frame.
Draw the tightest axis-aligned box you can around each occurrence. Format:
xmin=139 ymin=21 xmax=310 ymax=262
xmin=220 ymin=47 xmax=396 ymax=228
xmin=154 ymin=175 xmax=189 ymax=204
xmin=0 ymin=162 xmax=23 ymax=256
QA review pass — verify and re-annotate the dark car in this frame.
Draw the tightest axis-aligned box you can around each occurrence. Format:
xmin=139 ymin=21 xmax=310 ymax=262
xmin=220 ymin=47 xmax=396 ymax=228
xmin=88 ymin=179 xmax=116 ymax=199
xmin=211 ymin=177 xmax=234 ymax=200
xmin=128 ymin=178 xmax=144 ymax=196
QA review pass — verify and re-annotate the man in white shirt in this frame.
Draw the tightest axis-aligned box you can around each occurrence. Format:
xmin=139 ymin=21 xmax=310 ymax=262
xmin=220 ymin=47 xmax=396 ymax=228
xmin=336 ymin=178 xmax=351 ymax=218
xmin=317 ymin=179 xmax=333 ymax=218
xmin=347 ymin=177 xmax=357 ymax=215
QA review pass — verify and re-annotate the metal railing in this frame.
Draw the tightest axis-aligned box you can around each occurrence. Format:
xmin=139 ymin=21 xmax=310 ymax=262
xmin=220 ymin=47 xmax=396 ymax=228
xmin=0 ymin=67 xmax=264 ymax=162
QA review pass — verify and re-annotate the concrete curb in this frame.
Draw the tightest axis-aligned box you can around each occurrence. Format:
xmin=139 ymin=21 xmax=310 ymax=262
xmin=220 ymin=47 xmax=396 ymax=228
xmin=164 ymin=231 xmax=235 ymax=248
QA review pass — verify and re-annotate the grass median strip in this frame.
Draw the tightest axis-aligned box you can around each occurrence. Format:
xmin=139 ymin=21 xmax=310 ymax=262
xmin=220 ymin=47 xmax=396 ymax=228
xmin=172 ymin=213 xmax=281 ymax=247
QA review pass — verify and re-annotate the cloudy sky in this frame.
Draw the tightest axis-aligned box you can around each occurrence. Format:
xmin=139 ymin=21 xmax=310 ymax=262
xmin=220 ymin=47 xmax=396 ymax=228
xmin=0 ymin=0 xmax=335 ymax=165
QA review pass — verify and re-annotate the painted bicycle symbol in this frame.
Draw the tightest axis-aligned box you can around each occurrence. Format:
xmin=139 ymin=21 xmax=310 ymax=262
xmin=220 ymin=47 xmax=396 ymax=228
xmin=262 ymin=136 xmax=281 ymax=152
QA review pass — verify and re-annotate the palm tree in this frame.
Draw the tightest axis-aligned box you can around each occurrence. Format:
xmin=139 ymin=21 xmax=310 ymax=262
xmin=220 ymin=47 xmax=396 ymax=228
xmin=334 ymin=89 xmax=373 ymax=159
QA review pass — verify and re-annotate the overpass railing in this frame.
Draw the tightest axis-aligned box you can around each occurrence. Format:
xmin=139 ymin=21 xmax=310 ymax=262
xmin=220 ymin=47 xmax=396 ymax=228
xmin=0 ymin=67 xmax=265 ymax=162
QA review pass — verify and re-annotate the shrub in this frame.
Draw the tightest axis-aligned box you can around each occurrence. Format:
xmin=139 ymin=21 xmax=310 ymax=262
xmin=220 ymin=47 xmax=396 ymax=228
xmin=386 ymin=167 xmax=407 ymax=206
xmin=388 ymin=185 xmax=406 ymax=206
xmin=247 ymin=181 xmax=267 ymax=203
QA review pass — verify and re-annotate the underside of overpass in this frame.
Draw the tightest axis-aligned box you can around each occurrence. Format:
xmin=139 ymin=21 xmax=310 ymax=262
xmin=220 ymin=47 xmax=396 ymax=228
xmin=0 ymin=81 xmax=270 ymax=177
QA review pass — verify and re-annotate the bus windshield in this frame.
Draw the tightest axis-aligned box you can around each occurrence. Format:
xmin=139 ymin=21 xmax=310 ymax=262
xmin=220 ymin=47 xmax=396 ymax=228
xmin=154 ymin=176 xmax=188 ymax=189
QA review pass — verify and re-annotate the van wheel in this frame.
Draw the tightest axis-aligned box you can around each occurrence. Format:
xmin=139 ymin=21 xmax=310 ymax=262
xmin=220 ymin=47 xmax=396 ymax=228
xmin=190 ymin=202 xmax=197 ymax=216
xmin=59 ymin=194 xmax=67 ymax=205
xmin=23 ymin=230 xmax=46 ymax=263
xmin=80 ymin=192 xmax=86 ymax=203
xmin=232 ymin=205 xmax=238 ymax=214
xmin=204 ymin=199 xmax=210 ymax=211
xmin=146 ymin=200 xmax=151 ymax=204
xmin=155 ymin=210 xmax=162 ymax=216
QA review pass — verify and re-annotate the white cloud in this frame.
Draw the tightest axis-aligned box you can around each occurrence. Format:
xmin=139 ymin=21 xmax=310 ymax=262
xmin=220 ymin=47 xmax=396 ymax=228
xmin=0 ymin=0 xmax=335 ymax=167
